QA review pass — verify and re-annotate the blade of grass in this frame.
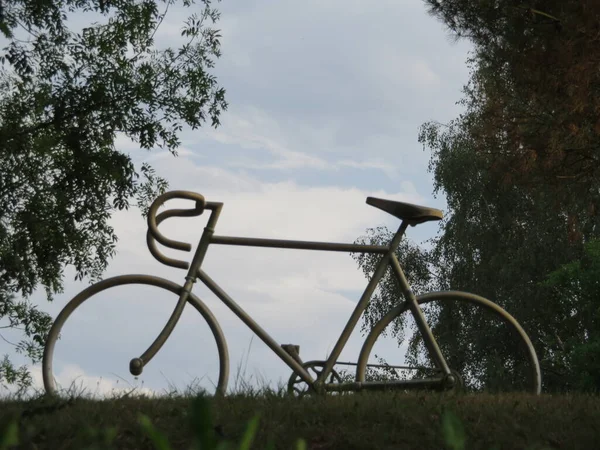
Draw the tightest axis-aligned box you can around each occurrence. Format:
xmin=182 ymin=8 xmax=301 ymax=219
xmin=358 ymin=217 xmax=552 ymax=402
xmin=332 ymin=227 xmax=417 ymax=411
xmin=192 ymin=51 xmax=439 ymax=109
xmin=189 ymin=395 xmax=218 ymax=449
xmin=238 ymin=415 xmax=260 ymax=450
xmin=139 ymin=414 xmax=172 ymax=450
xmin=442 ymin=410 xmax=466 ymax=450
xmin=0 ymin=419 xmax=18 ymax=450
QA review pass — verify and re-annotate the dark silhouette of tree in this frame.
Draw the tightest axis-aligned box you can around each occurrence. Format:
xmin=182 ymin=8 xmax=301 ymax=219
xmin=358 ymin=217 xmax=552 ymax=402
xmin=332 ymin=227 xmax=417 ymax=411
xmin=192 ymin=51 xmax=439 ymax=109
xmin=354 ymin=0 xmax=600 ymax=392
xmin=0 ymin=0 xmax=227 ymax=391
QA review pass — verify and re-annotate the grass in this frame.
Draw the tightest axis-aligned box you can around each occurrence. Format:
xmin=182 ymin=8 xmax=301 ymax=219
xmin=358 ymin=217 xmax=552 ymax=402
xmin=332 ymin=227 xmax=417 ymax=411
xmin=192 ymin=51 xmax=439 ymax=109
xmin=1 ymin=340 xmax=599 ymax=449
xmin=2 ymin=379 xmax=600 ymax=449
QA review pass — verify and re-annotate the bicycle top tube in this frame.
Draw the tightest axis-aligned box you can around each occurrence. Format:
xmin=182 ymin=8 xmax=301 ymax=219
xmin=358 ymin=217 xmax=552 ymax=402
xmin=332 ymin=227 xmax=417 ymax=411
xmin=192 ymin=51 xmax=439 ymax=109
xmin=209 ymin=235 xmax=389 ymax=254
xmin=145 ymin=190 xmax=444 ymax=270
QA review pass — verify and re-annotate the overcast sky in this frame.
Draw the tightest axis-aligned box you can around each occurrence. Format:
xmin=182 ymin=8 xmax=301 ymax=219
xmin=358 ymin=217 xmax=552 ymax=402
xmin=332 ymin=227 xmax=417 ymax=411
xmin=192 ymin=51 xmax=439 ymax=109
xmin=1 ymin=0 xmax=473 ymax=398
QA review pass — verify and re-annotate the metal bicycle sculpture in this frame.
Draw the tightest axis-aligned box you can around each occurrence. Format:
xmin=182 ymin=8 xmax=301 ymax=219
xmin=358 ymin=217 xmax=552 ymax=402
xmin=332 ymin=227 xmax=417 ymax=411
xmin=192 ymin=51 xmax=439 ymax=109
xmin=43 ymin=190 xmax=542 ymax=397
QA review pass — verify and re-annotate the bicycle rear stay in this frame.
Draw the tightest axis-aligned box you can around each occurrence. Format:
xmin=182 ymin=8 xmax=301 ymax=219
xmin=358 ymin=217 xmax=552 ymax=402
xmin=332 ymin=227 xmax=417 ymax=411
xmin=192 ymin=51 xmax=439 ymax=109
xmin=139 ymin=191 xmax=459 ymax=394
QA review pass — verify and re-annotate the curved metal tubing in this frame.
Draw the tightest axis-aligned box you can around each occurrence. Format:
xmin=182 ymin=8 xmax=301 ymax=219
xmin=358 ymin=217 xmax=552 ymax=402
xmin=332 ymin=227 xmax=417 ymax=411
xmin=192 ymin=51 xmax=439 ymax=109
xmin=355 ymin=290 xmax=542 ymax=394
xmin=42 ymin=274 xmax=229 ymax=397
xmin=44 ymin=189 xmax=543 ymax=399
xmin=134 ymin=287 xmax=190 ymax=370
xmin=147 ymin=190 xmax=206 ymax=250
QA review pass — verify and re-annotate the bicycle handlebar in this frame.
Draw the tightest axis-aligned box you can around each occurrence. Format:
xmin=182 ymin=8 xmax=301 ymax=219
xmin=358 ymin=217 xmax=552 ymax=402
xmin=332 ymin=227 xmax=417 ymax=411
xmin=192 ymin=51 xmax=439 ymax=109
xmin=146 ymin=190 xmax=207 ymax=270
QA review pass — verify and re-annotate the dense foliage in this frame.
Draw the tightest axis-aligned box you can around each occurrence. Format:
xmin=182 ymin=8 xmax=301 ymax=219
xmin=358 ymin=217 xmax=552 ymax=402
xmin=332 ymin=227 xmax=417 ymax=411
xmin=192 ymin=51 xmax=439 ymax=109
xmin=541 ymin=239 xmax=600 ymax=392
xmin=0 ymin=0 xmax=227 ymax=392
xmin=355 ymin=0 xmax=600 ymax=392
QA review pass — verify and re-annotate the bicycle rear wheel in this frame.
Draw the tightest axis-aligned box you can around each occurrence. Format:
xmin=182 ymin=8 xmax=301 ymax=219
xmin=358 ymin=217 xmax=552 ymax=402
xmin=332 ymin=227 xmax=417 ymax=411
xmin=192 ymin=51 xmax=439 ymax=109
xmin=43 ymin=274 xmax=229 ymax=398
xmin=356 ymin=291 xmax=541 ymax=394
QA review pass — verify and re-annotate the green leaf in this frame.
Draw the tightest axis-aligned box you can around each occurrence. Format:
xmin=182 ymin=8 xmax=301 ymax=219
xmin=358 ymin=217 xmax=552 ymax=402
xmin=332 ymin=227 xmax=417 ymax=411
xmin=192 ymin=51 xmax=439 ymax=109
xmin=238 ymin=415 xmax=260 ymax=450
xmin=138 ymin=414 xmax=172 ymax=450
xmin=442 ymin=410 xmax=466 ymax=450
xmin=295 ymin=439 xmax=307 ymax=450
xmin=0 ymin=21 xmax=13 ymax=39
xmin=0 ymin=419 xmax=19 ymax=450
xmin=189 ymin=395 xmax=217 ymax=450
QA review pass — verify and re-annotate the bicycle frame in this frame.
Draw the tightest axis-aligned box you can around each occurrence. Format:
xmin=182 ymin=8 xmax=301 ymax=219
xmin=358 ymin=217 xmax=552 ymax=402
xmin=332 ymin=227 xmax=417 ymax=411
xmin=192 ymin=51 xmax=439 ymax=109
xmin=141 ymin=201 xmax=452 ymax=394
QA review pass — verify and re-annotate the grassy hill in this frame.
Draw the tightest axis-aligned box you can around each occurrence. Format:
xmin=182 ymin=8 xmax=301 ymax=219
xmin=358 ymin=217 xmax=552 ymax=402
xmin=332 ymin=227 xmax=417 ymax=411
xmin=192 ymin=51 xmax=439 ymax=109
xmin=1 ymin=387 xmax=599 ymax=449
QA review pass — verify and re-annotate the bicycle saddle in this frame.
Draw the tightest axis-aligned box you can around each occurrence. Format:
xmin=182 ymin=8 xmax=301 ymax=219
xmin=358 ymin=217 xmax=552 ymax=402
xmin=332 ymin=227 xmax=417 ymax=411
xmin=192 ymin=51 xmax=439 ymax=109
xmin=366 ymin=197 xmax=443 ymax=225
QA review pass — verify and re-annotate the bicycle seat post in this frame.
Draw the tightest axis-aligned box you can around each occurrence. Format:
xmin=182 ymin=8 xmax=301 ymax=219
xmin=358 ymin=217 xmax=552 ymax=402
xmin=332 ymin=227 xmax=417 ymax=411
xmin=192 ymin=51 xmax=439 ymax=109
xmin=392 ymin=220 xmax=410 ymax=249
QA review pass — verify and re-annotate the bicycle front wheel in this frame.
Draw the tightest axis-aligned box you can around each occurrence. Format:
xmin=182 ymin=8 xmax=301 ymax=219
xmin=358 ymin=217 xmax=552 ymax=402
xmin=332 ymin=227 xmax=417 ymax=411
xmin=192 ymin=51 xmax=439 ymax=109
xmin=43 ymin=274 xmax=229 ymax=398
xmin=356 ymin=291 xmax=541 ymax=394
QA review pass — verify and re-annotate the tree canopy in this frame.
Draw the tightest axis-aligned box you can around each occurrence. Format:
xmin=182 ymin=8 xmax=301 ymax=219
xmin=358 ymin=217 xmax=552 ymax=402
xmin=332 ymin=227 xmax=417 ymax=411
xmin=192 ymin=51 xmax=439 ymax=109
xmin=425 ymin=0 xmax=600 ymax=213
xmin=354 ymin=0 xmax=600 ymax=392
xmin=0 ymin=0 xmax=227 ymax=392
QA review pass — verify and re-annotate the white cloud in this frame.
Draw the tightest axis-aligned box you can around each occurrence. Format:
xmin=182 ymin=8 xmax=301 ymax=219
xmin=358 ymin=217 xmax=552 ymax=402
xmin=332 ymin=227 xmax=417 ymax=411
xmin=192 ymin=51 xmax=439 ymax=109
xmin=190 ymin=106 xmax=419 ymax=177
xmin=411 ymin=60 xmax=442 ymax=88
xmin=338 ymin=159 xmax=400 ymax=179
xmin=33 ymin=364 xmax=158 ymax=398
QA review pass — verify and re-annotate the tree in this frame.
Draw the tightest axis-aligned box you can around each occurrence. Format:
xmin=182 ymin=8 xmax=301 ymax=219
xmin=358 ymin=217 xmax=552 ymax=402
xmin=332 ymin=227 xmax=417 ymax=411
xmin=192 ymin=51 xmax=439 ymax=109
xmin=0 ymin=0 xmax=227 ymax=393
xmin=353 ymin=109 xmax=586 ymax=392
xmin=353 ymin=0 xmax=600 ymax=392
xmin=417 ymin=113 xmax=584 ymax=392
xmin=416 ymin=0 xmax=600 ymax=391
xmin=424 ymin=0 xmax=600 ymax=223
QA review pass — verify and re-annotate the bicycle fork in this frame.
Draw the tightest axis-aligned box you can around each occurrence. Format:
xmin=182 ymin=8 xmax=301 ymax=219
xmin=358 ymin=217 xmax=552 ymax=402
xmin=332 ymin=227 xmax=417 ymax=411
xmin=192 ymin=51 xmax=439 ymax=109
xmin=129 ymin=206 xmax=221 ymax=376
